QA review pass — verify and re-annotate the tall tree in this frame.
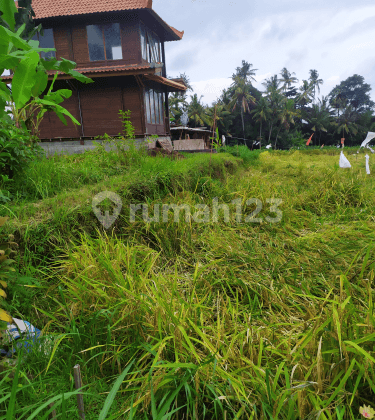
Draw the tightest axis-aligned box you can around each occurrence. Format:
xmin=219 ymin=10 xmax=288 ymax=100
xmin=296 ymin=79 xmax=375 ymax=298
xmin=280 ymin=68 xmax=299 ymax=93
xmin=228 ymin=75 xmax=256 ymax=140
xmin=251 ymin=96 xmax=270 ymax=148
xmin=188 ymin=94 xmax=209 ymax=127
xmin=297 ymin=80 xmax=314 ymax=110
xmin=274 ymin=99 xmax=300 ymax=148
xmin=168 ymin=72 xmax=193 ymax=125
xmin=309 ymin=70 xmax=323 ymax=103
xmin=306 ymin=98 xmax=332 ymax=146
xmin=265 ymin=86 xmax=284 ymax=143
xmin=232 ymin=60 xmax=258 ymax=84
xmin=333 ymin=105 xmax=361 ymax=142
xmin=206 ymin=102 xmax=232 ymax=135
xmin=328 ymin=74 xmax=375 ymax=114
xmin=262 ymin=75 xmax=283 ymax=93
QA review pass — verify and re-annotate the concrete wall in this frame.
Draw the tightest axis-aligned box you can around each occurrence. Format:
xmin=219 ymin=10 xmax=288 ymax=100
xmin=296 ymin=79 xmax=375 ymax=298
xmin=39 ymin=136 xmax=172 ymax=156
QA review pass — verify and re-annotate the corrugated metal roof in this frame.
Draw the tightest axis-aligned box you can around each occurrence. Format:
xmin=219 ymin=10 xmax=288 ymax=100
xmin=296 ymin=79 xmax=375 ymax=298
xmin=32 ymin=0 xmax=152 ymax=19
xmin=171 ymin=127 xmax=212 ymax=133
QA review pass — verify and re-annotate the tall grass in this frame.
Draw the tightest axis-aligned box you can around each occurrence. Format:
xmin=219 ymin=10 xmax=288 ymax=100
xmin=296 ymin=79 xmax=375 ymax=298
xmin=1 ymin=148 xmax=375 ymax=419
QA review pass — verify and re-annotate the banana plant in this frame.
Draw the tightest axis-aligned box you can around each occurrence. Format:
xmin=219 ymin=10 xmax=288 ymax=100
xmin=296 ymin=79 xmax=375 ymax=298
xmin=0 ymin=0 xmax=93 ymax=140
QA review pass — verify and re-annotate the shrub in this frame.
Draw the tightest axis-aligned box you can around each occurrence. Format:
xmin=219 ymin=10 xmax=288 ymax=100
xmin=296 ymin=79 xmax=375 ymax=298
xmin=0 ymin=117 xmax=43 ymax=179
xmin=0 ymin=217 xmax=15 ymax=327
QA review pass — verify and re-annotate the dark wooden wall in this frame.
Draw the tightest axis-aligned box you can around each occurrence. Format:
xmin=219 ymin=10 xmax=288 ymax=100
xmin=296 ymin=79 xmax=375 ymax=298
xmin=38 ymin=89 xmax=81 ymax=139
xmin=80 ymin=86 xmax=123 ymax=137
xmin=51 ymin=17 xmax=141 ymax=67
xmin=35 ymin=13 xmax=171 ymax=140
xmin=38 ymin=77 xmax=146 ymax=139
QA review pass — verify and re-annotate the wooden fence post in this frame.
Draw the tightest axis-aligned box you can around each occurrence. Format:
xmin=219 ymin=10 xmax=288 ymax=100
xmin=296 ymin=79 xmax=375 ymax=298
xmin=73 ymin=364 xmax=86 ymax=419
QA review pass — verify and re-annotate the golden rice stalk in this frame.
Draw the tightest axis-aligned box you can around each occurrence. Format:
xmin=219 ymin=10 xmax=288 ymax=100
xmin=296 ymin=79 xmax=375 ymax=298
xmin=317 ymin=336 xmax=323 ymax=394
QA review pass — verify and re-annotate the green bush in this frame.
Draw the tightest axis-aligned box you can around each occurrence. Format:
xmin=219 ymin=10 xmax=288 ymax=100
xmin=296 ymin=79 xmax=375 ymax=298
xmin=0 ymin=118 xmax=43 ymax=179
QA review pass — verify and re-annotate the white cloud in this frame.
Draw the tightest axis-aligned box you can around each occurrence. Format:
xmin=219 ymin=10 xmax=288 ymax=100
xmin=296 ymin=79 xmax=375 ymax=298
xmin=163 ymin=1 xmax=375 ymax=104
xmin=190 ymin=78 xmax=232 ymax=105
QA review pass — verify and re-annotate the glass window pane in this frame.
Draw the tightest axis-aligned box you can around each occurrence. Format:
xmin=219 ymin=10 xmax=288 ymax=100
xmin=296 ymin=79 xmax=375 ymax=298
xmin=104 ymin=23 xmax=122 ymax=60
xmin=140 ymin=24 xmax=147 ymax=61
xmin=154 ymin=34 xmax=161 ymax=62
xmin=87 ymin=25 xmax=105 ymax=61
xmin=159 ymin=92 xmax=164 ymax=123
xmin=145 ymin=89 xmax=151 ymax=124
xmin=146 ymin=33 xmax=150 ymax=62
xmin=39 ymin=28 xmax=56 ymax=60
xmin=149 ymin=34 xmax=157 ymax=63
xmin=149 ymin=89 xmax=156 ymax=124
xmin=154 ymin=90 xmax=160 ymax=124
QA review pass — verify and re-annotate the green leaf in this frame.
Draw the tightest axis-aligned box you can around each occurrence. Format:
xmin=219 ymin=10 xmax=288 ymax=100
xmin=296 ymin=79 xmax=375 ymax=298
xmin=0 ymin=26 xmax=10 ymax=54
xmin=0 ymin=25 xmax=31 ymax=51
xmin=35 ymin=98 xmax=80 ymax=126
xmin=57 ymin=57 xmax=77 ymax=72
xmin=44 ymin=89 xmax=72 ymax=105
xmin=98 ymin=360 xmax=134 ymax=420
xmin=0 ymin=55 xmax=19 ymax=69
xmin=39 ymin=57 xmax=58 ymax=71
xmin=67 ymin=69 xmax=93 ymax=84
xmin=12 ymin=50 xmax=39 ymax=109
xmin=0 ymin=0 xmax=18 ymax=31
xmin=0 ymin=82 xmax=11 ymax=102
xmin=31 ymin=70 xmax=48 ymax=98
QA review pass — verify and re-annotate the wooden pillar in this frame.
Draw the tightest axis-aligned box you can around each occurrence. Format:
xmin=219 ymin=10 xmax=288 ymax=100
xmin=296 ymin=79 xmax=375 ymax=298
xmin=161 ymin=41 xmax=170 ymax=135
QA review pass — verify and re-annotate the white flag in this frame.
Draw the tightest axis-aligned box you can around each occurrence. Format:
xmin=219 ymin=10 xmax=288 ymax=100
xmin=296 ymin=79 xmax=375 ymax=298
xmin=366 ymin=154 xmax=370 ymax=174
xmin=360 ymin=132 xmax=375 ymax=148
xmin=339 ymin=151 xmax=351 ymax=168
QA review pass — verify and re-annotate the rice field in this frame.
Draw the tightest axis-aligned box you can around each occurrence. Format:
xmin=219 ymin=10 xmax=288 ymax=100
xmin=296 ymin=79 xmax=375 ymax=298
xmin=1 ymin=146 xmax=375 ymax=419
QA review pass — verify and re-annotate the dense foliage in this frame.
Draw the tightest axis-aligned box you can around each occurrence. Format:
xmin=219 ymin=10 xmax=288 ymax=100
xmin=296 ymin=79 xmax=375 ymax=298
xmin=172 ymin=62 xmax=375 ymax=148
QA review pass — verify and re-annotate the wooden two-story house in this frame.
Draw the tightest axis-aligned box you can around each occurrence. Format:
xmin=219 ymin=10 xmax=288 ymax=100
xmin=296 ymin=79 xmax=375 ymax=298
xmin=3 ymin=0 xmax=186 ymax=142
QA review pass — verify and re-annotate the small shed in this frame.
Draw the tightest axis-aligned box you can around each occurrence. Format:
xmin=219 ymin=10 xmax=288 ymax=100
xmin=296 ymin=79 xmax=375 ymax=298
xmin=170 ymin=126 xmax=213 ymax=151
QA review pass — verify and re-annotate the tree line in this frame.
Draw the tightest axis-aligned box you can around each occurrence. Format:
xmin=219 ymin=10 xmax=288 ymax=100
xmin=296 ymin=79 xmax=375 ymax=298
xmin=169 ymin=62 xmax=375 ymax=148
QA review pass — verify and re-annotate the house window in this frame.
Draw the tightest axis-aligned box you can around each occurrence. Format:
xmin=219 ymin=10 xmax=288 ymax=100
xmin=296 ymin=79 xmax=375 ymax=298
xmin=32 ymin=28 xmax=56 ymax=60
xmin=140 ymin=23 xmax=161 ymax=63
xmin=145 ymin=88 xmax=164 ymax=125
xmin=87 ymin=23 xmax=123 ymax=61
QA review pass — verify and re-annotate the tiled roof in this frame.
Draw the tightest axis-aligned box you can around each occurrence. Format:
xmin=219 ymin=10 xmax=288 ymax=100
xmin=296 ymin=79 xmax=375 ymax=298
xmin=143 ymin=74 xmax=186 ymax=92
xmin=32 ymin=0 xmax=152 ymax=19
xmin=29 ymin=1 xmax=184 ymax=41
xmin=75 ymin=64 xmax=152 ymax=74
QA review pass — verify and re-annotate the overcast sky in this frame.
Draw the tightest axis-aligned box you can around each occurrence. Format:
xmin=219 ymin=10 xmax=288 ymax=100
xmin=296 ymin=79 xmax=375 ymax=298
xmin=154 ymin=0 xmax=375 ymax=105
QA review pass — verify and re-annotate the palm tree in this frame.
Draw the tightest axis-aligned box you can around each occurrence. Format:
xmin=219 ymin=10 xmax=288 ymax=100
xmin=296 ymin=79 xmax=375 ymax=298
xmin=307 ymin=99 xmax=332 ymax=146
xmin=251 ymin=96 xmax=270 ymax=148
xmin=265 ymin=87 xmax=284 ymax=144
xmin=333 ymin=105 xmax=361 ymax=143
xmin=262 ymin=75 xmax=283 ymax=93
xmin=309 ymin=70 xmax=323 ymax=103
xmin=232 ymin=60 xmax=258 ymax=84
xmin=297 ymin=80 xmax=314 ymax=110
xmin=206 ymin=103 xmax=232 ymax=134
xmin=330 ymin=90 xmax=346 ymax=119
xmin=274 ymin=99 xmax=300 ymax=148
xmin=169 ymin=92 xmax=188 ymax=125
xmin=280 ymin=68 xmax=299 ymax=93
xmin=188 ymin=94 xmax=209 ymax=127
xmin=228 ymin=75 xmax=256 ymax=140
